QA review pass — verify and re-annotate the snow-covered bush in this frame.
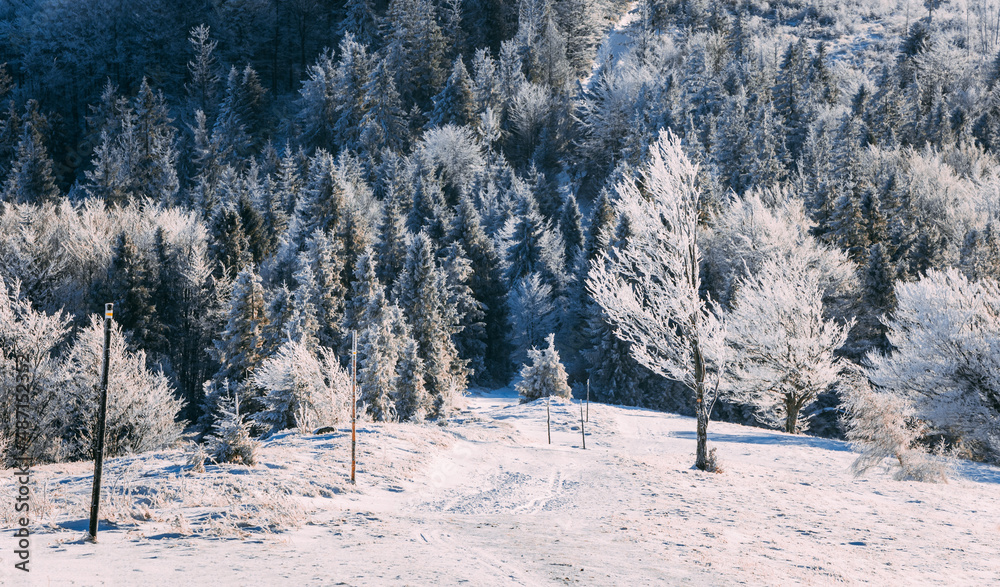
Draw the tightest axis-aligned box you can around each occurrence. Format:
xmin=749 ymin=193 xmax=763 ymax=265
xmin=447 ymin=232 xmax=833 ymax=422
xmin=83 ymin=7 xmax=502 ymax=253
xmin=840 ymin=366 xmax=948 ymax=482
xmin=207 ymin=393 xmax=260 ymax=466
xmin=61 ymin=316 xmax=184 ymax=459
xmin=725 ymin=254 xmax=853 ymax=434
xmin=516 ymin=333 xmax=572 ymax=402
xmin=866 ymin=268 xmax=1000 ymax=463
xmin=252 ymin=340 xmax=350 ymax=435
xmin=0 ymin=277 xmax=70 ymax=465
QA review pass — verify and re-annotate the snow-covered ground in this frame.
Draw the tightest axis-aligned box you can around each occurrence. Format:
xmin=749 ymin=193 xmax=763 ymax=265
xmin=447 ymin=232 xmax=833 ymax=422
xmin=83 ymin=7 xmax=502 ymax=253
xmin=3 ymin=388 xmax=1000 ymax=585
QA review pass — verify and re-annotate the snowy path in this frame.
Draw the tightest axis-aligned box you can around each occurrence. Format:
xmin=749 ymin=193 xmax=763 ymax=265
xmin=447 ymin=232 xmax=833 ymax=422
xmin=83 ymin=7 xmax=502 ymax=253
xmin=4 ymin=389 xmax=1000 ymax=585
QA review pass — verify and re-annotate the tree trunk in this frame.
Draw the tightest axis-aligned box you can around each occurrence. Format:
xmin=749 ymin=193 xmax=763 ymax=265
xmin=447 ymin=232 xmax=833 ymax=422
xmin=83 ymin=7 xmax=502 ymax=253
xmin=784 ymin=396 xmax=802 ymax=434
xmin=692 ymin=337 xmax=711 ymax=470
xmin=695 ymin=391 xmax=710 ymax=469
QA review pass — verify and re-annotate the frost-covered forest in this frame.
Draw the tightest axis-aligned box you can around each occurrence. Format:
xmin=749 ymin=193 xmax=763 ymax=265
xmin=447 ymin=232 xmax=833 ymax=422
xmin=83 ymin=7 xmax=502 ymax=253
xmin=1 ymin=0 xmax=999 ymax=477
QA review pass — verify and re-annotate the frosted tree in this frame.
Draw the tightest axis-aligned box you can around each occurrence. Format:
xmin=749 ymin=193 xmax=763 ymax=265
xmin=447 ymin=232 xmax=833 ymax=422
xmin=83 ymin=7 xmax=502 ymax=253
xmin=502 ymin=185 xmax=567 ymax=293
xmin=448 ymin=195 xmax=511 ymax=383
xmin=587 ymin=130 xmax=728 ymax=471
xmin=395 ymin=336 xmax=430 ymax=421
xmin=351 ymin=251 xmax=412 ymax=421
xmin=360 ymin=57 xmax=408 ymax=155
xmin=253 ymin=341 xmax=350 ymax=434
xmin=206 ymin=392 xmax=260 ymax=466
xmin=2 ymin=124 xmax=59 ymax=204
xmin=508 ymin=272 xmax=556 ymax=368
xmin=428 ymin=56 xmax=477 ymax=129
xmin=287 ymin=254 xmax=322 ymax=349
xmin=866 ymin=269 xmax=1000 ymax=463
xmin=339 ymin=0 xmax=380 ymax=47
xmin=516 ymin=333 xmax=572 ymax=402
xmin=0 ymin=277 xmax=70 ymax=464
xmin=725 ymin=255 xmax=853 ymax=434
xmin=61 ymin=316 xmax=184 ymax=459
xmin=185 ymin=24 xmax=220 ymax=121
xmin=393 ymin=231 xmax=467 ymax=416
xmin=210 ymin=267 xmax=270 ymax=386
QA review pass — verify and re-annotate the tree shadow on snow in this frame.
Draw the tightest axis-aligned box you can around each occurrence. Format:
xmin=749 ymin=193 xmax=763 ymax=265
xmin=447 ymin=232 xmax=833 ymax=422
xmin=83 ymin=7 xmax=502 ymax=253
xmin=670 ymin=430 xmax=852 ymax=452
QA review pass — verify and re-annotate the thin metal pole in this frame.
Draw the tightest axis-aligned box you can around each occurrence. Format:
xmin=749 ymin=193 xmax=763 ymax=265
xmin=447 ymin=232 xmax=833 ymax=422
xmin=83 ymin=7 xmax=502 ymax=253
xmin=546 ymin=393 xmax=551 ymax=445
xmin=89 ymin=303 xmax=113 ymax=541
xmin=351 ymin=330 xmax=357 ymax=485
xmin=586 ymin=379 xmax=589 ymax=422
xmin=580 ymin=396 xmax=586 ymax=450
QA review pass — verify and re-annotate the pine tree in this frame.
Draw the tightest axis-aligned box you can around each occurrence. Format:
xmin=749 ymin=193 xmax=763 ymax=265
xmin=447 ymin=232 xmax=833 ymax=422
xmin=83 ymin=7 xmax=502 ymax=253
xmin=508 ymin=272 xmax=556 ymax=367
xmin=360 ymin=57 xmax=408 ymax=155
xmin=208 ymin=205 xmax=253 ymax=278
xmin=559 ymin=191 xmax=585 ymax=263
xmin=393 ymin=232 xmax=467 ymax=416
xmin=428 ymin=56 xmax=477 ymax=129
xmin=339 ymin=0 xmax=380 ymax=48
xmin=503 ymin=185 xmax=567 ymax=293
xmin=383 ymin=0 xmax=448 ymax=110
xmin=186 ymin=24 xmax=220 ymax=122
xmin=211 ymin=267 xmax=270 ymax=387
xmin=442 ymin=243 xmax=487 ymax=382
xmin=2 ymin=124 xmax=59 ymax=204
xmin=377 ymin=187 xmax=412 ymax=288
xmin=395 ymin=335 xmax=430 ymax=421
xmin=448 ymin=195 xmax=511 ymax=383
xmin=304 ymin=230 xmax=349 ymax=351
xmin=515 ymin=333 xmax=572 ymax=402
xmin=206 ymin=392 xmax=260 ymax=465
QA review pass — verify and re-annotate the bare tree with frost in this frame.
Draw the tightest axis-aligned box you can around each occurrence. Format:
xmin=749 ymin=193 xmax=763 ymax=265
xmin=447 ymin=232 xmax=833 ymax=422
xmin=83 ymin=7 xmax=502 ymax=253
xmin=587 ymin=130 xmax=727 ymax=471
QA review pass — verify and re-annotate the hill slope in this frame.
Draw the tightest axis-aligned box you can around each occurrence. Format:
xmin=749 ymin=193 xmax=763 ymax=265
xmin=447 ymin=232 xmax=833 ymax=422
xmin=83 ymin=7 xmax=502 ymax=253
xmin=3 ymin=389 xmax=999 ymax=585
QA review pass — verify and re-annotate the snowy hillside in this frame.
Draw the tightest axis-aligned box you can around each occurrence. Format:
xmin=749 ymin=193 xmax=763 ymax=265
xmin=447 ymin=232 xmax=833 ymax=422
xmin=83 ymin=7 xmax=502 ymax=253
xmin=3 ymin=388 xmax=998 ymax=586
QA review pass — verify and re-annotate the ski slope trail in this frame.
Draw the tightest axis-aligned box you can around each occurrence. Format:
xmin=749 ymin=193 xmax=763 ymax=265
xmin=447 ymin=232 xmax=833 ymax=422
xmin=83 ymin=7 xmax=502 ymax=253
xmin=5 ymin=389 xmax=1000 ymax=585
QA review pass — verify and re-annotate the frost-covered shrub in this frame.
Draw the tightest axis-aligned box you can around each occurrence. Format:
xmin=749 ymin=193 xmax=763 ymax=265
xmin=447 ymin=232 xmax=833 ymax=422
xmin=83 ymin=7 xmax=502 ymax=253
xmin=840 ymin=366 xmax=948 ymax=483
xmin=207 ymin=393 xmax=260 ymax=466
xmin=866 ymin=269 xmax=1000 ymax=463
xmin=61 ymin=316 xmax=184 ymax=459
xmin=0 ymin=277 xmax=70 ymax=465
xmin=516 ymin=334 xmax=572 ymax=402
xmin=252 ymin=340 xmax=350 ymax=435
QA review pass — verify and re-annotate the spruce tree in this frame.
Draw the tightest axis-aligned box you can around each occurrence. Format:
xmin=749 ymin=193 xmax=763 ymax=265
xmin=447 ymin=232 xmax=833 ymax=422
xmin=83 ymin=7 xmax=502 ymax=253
xmin=448 ymin=195 xmax=511 ymax=383
xmin=393 ymin=232 xmax=467 ymax=416
xmin=428 ymin=56 xmax=477 ymax=129
xmin=2 ymin=124 xmax=59 ymax=204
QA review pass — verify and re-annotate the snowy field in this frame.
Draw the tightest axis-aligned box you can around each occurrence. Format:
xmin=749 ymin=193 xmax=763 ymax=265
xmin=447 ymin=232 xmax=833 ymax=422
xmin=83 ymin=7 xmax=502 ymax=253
xmin=3 ymin=388 xmax=999 ymax=586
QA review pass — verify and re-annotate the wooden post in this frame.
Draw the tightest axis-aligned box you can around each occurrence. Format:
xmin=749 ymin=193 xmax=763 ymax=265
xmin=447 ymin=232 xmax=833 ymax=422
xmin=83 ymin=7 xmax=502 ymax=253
xmin=546 ymin=393 xmax=551 ymax=445
xmin=89 ymin=303 xmax=113 ymax=541
xmin=586 ymin=378 xmax=590 ymax=422
xmin=580 ymin=395 xmax=586 ymax=450
xmin=351 ymin=330 xmax=357 ymax=485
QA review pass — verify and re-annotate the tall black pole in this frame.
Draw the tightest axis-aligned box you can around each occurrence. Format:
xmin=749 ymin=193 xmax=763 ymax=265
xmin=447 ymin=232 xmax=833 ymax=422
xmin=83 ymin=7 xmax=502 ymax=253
xmin=580 ymin=396 xmax=586 ymax=450
xmin=89 ymin=303 xmax=113 ymax=541
xmin=586 ymin=378 xmax=590 ymax=422
xmin=350 ymin=330 xmax=356 ymax=485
